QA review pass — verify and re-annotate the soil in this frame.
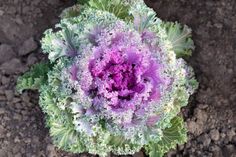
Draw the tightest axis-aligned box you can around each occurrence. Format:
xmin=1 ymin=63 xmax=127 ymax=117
xmin=0 ymin=0 xmax=235 ymax=157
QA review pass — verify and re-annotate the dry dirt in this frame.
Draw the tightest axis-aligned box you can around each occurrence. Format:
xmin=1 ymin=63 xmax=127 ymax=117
xmin=0 ymin=0 xmax=235 ymax=157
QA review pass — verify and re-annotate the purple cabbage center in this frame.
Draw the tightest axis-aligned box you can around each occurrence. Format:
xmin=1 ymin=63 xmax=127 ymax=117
xmin=88 ymin=45 xmax=161 ymax=111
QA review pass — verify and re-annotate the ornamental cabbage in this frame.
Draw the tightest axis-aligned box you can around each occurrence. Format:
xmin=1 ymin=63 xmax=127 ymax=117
xmin=17 ymin=0 xmax=198 ymax=157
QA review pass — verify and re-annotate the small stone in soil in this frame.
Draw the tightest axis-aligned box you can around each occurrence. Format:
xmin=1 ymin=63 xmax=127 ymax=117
xmin=0 ymin=44 xmax=16 ymax=64
xmin=226 ymin=128 xmax=235 ymax=141
xmin=133 ymin=151 xmax=145 ymax=157
xmin=0 ymin=10 xmax=4 ymax=16
xmin=0 ymin=58 xmax=26 ymax=74
xmin=22 ymin=92 xmax=30 ymax=103
xmin=18 ymin=37 xmax=38 ymax=56
xmin=0 ymin=108 xmax=5 ymax=114
xmin=198 ymin=133 xmax=211 ymax=147
xmin=223 ymin=144 xmax=236 ymax=156
xmin=210 ymin=129 xmax=220 ymax=142
xmin=14 ymin=136 xmax=20 ymax=143
xmin=27 ymin=53 xmax=38 ymax=65
xmin=187 ymin=120 xmax=204 ymax=135
xmin=1 ymin=76 xmax=10 ymax=85
xmin=5 ymin=90 xmax=14 ymax=101
xmin=0 ymin=95 xmax=6 ymax=101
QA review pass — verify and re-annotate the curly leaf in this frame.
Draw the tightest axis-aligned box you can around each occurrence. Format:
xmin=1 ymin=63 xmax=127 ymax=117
xmin=50 ymin=120 xmax=78 ymax=150
xmin=39 ymin=85 xmax=85 ymax=152
xmin=16 ymin=62 xmax=52 ymax=93
xmin=41 ymin=27 xmax=79 ymax=61
xmin=134 ymin=13 xmax=156 ymax=32
xmin=48 ymin=109 xmax=85 ymax=152
xmin=88 ymin=0 xmax=131 ymax=20
xmin=60 ymin=5 xmax=83 ymax=19
xmin=147 ymin=116 xmax=187 ymax=157
xmin=163 ymin=22 xmax=194 ymax=58
xmin=107 ymin=135 xmax=127 ymax=147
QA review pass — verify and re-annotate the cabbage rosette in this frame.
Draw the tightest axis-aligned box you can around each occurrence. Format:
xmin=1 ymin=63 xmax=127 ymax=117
xmin=17 ymin=0 xmax=198 ymax=157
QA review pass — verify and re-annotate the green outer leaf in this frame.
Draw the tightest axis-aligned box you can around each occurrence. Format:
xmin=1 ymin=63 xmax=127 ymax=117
xmin=39 ymin=85 xmax=86 ymax=152
xmin=16 ymin=62 xmax=52 ymax=93
xmin=60 ymin=5 xmax=83 ymax=19
xmin=163 ymin=22 xmax=194 ymax=58
xmin=146 ymin=116 xmax=187 ymax=157
xmin=77 ymin=0 xmax=89 ymax=5
xmin=88 ymin=0 xmax=132 ymax=20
